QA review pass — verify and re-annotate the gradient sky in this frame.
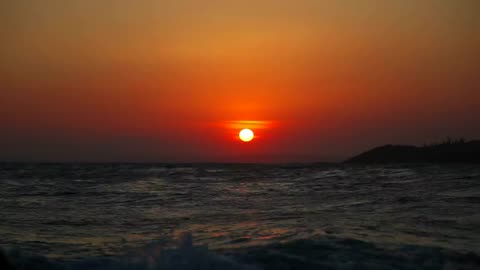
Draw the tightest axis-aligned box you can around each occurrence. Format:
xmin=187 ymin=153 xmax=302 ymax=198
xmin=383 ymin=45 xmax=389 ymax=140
xmin=1 ymin=0 xmax=480 ymax=162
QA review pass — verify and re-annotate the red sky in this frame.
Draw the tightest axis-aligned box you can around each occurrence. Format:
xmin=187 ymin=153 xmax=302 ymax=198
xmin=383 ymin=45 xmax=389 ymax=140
xmin=1 ymin=1 xmax=480 ymax=162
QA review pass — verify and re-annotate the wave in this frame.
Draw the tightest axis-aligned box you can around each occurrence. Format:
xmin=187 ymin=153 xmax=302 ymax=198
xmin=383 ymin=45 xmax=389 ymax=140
xmin=2 ymin=234 xmax=480 ymax=270
xmin=1 ymin=233 xmax=258 ymax=270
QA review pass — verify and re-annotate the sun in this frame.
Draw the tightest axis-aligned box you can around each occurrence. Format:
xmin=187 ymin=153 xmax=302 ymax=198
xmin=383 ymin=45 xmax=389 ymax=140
xmin=239 ymin=129 xmax=254 ymax=142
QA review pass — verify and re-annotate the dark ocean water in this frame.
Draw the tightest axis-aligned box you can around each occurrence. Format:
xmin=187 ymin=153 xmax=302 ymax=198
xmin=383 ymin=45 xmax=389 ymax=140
xmin=1 ymin=163 xmax=479 ymax=269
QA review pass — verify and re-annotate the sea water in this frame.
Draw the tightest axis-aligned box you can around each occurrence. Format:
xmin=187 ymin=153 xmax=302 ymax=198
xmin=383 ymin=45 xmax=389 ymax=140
xmin=1 ymin=163 xmax=479 ymax=269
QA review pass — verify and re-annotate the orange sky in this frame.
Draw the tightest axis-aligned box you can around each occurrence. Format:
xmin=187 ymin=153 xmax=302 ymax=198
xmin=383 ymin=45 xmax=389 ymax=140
xmin=1 ymin=0 xmax=480 ymax=162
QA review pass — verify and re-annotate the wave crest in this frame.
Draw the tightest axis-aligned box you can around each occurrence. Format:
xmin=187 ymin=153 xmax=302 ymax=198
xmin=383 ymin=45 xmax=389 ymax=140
xmin=2 ymin=234 xmax=480 ymax=270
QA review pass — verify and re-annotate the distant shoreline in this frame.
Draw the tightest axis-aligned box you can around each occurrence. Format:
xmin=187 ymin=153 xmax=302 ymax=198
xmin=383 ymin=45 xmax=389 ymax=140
xmin=346 ymin=140 xmax=480 ymax=163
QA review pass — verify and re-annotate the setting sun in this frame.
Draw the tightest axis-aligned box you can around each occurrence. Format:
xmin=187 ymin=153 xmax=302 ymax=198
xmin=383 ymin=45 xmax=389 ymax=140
xmin=239 ymin=129 xmax=254 ymax=142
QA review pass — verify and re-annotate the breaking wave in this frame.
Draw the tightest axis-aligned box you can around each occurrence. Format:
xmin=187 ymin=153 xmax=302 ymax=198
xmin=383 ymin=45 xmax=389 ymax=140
xmin=2 ymin=234 xmax=479 ymax=270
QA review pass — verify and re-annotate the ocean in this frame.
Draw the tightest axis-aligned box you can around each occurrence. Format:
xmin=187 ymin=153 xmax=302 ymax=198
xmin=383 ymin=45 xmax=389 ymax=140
xmin=1 ymin=163 xmax=479 ymax=269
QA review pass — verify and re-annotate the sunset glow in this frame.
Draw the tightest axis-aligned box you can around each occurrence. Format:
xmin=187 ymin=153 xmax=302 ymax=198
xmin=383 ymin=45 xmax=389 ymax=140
xmin=1 ymin=1 xmax=479 ymax=162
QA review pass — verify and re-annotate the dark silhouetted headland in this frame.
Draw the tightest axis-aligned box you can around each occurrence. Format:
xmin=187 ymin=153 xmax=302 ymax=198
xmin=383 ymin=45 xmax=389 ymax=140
xmin=346 ymin=139 xmax=480 ymax=163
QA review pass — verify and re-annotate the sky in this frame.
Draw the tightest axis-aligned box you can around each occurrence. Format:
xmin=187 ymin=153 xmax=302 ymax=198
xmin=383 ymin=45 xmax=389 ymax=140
xmin=1 ymin=0 xmax=480 ymax=162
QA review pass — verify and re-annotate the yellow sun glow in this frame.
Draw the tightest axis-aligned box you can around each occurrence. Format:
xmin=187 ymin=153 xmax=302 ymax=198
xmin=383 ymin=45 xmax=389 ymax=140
xmin=239 ymin=129 xmax=254 ymax=142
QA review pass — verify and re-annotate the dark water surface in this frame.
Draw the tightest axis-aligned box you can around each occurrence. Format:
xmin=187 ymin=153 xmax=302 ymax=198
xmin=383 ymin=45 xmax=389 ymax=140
xmin=1 ymin=163 xmax=479 ymax=269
